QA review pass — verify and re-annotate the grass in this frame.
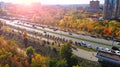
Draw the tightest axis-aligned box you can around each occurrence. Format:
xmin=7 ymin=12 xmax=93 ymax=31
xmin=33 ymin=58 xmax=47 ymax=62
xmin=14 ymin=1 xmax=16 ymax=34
xmin=77 ymin=45 xmax=96 ymax=52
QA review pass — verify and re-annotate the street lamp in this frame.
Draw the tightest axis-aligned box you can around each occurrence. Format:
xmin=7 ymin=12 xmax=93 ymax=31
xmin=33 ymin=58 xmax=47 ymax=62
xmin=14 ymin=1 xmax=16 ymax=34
xmin=111 ymin=29 xmax=116 ymax=49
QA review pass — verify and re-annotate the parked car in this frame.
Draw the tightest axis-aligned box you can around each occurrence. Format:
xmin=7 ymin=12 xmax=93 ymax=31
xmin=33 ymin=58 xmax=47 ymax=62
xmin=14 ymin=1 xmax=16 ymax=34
xmin=95 ymin=46 xmax=99 ymax=50
xmin=69 ymin=32 xmax=72 ymax=35
xmin=81 ymin=41 xmax=87 ymax=47
xmin=117 ymin=42 xmax=120 ymax=45
xmin=99 ymin=47 xmax=104 ymax=51
xmin=115 ymin=50 xmax=120 ymax=55
xmin=104 ymin=48 xmax=111 ymax=53
xmin=87 ymin=44 xmax=92 ymax=48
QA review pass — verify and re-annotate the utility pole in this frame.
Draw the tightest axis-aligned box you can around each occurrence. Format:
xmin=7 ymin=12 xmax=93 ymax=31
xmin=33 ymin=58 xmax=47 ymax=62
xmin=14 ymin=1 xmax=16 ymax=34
xmin=111 ymin=29 xmax=115 ymax=49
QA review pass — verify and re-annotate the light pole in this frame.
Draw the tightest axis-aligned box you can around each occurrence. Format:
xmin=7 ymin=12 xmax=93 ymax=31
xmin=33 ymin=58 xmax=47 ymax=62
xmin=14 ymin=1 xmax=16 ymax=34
xmin=111 ymin=29 xmax=115 ymax=49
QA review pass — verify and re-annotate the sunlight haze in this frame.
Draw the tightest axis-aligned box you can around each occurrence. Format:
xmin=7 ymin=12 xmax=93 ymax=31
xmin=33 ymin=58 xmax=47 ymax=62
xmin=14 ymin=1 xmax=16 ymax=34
xmin=0 ymin=0 xmax=104 ymax=5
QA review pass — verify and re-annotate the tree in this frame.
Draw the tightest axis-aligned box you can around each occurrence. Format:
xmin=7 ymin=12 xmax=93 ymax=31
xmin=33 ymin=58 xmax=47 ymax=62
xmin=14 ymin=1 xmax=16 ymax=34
xmin=0 ymin=48 xmax=12 ymax=65
xmin=60 ymin=43 xmax=72 ymax=67
xmin=23 ymin=32 xmax=28 ymax=48
xmin=26 ymin=46 xmax=34 ymax=64
xmin=60 ymin=43 xmax=72 ymax=60
xmin=48 ymin=58 xmax=57 ymax=67
xmin=31 ymin=53 xmax=49 ymax=67
xmin=56 ymin=59 xmax=68 ymax=67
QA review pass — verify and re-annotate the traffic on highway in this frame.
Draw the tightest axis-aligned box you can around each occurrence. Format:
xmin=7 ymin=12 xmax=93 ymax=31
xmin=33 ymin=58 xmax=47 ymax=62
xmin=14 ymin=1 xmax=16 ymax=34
xmin=1 ymin=18 xmax=120 ymax=54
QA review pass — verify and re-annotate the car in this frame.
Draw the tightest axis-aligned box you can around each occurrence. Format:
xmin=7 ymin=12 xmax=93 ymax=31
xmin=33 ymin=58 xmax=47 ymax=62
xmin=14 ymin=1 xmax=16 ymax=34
xmin=111 ymin=49 xmax=116 ymax=53
xmin=116 ymin=42 xmax=120 ymax=45
xmin=81 ymin=41 xmax=87 ymax=47
xmin=98 ymin=47 xmax=104 ymax=51
xmin=87 ymin=44 xmax=92 ymax=48
xmin=53 ymin=29 xmax=58 ymax=31
xmin=115 ymin=50 xmax=120 ymax=55
xmin=69 ymin=32 xmax=72 ymax=35
xmin=104 ymin=48 xmax=111 ymax=53
xmin=90 ymin=35 xmax=96 ymax=38
xmin=95 ymin=46 xmax=99 ymax=50
xmin=44 ymin=31 xmax=46 ymax=33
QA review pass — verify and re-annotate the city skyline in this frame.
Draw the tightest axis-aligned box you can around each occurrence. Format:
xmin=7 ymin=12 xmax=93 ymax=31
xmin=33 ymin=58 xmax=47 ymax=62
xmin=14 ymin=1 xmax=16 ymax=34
xmin=0 ymin=0 xmax=104 ymax=5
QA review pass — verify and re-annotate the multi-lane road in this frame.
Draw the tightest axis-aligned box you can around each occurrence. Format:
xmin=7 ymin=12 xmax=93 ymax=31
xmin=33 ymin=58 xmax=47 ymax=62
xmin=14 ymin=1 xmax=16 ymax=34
xmin=1 ymin=18 xmax=120 ymax=61
xmin=2 ymin=19 xmax=118 ymax=49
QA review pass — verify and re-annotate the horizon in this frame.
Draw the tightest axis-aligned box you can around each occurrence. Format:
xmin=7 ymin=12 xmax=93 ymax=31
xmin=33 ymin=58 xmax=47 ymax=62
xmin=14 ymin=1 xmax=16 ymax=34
xmin=0 ymin=0 xmax=104 ymax=5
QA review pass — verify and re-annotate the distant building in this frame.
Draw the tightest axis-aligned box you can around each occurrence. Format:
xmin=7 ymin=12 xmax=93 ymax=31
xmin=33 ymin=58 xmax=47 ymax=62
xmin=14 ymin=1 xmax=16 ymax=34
xmin=86 ymin=0 xmax=102 ymax=12
xmin=103 ymin=0 xmax=120 ymax=19
xmin=0 ymin=2 xmax=5 ymax=9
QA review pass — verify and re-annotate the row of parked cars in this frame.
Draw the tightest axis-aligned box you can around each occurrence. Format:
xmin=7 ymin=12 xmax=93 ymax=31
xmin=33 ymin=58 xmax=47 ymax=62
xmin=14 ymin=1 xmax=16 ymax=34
xmin=96 ymin=46 xmax=120 ymax=55
xmin=74 ymin=41 xmax=95 ymax=49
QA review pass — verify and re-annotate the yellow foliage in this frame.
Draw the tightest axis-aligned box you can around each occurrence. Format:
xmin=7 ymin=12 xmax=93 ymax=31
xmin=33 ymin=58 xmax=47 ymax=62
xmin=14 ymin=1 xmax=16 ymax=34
xmin=116 ymin=29 xmax=120 ymax=37
xmin=2 ymin=26 xmax=12 ymax=32
xmin=32 ymin=53 xmax=49 ymax=64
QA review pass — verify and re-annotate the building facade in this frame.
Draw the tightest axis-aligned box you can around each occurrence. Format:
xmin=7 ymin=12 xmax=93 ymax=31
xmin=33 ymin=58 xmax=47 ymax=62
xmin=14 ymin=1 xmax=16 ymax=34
xmin=103 ymin=0 xmax=120 ymax=19
xmin=0 ymin=2 xmax=5 ymax=9
xmin=86 ymin=0 xmax=102 ymax=12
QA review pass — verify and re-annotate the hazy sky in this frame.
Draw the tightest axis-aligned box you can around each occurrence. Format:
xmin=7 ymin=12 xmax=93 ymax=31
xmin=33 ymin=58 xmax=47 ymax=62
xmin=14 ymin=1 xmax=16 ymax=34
xmin=0 ymin=0 xmax=104 ymax=5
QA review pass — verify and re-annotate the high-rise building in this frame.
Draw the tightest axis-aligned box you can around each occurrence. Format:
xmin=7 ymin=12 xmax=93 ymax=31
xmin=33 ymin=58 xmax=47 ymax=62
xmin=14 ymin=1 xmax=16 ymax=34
xmin=114 ymin=0 xmax=120 ymax=19
xmin=103 ymin=0 xmax=120 ymax=19
xmin=0 ymin=2 xmax=5 ymax=9
xmin=86 ymin=0 xmax=102 ymax=12
xmin=90 ymin=0 xmax=100 ymax=9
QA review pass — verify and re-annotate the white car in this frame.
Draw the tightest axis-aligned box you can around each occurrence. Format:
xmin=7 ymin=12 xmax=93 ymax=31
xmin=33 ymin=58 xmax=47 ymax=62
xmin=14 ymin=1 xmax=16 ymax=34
xmin=116 ymin=42 xmax=120 ymax=45
xmin=104 ymin=48 xmax=111 ymax=53
xmin=99 ymin=47 xmax=104 ymax=51
xmin=87 ymin=44 xmax=92 ymax=48
xmin=115 ymin=50 xmax=120 ymax=55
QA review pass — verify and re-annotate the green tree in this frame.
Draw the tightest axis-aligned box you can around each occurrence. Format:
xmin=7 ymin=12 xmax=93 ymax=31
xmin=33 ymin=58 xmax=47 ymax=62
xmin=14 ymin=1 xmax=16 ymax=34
xmin=56 ymin=59 xmax=68 ymax=67
xmin=26 ymin=46 xmax=34 ymax=64
xmin=73 ymin=65 xmax=79 ymax=67
xmin=48 ymin=58 xmax=57 ymax=67
xmin=60 ymin=43 xmax=72 ymax=60
xmin=70 ymin=55 xmax=78 ymax=66
xmin=60 ymin=43 xmax=72 ymax=67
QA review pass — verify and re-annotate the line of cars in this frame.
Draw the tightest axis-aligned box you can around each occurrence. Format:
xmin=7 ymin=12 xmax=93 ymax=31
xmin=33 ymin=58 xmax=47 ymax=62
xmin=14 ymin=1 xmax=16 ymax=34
xmin=96 ymin=46 xmax=120 ymax=55
xmin=74 ymin=41 xmax=91 ymax=48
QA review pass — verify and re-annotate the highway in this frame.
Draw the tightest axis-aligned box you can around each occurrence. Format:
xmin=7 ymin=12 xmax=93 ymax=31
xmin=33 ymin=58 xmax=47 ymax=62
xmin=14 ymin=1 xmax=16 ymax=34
xmin=1 ymin=19 xmax=104 ymax=61
xmin=8 ymin=23 xmax=98 ymax=61
xmin=1 ymin=19 xmax=118 ymax=50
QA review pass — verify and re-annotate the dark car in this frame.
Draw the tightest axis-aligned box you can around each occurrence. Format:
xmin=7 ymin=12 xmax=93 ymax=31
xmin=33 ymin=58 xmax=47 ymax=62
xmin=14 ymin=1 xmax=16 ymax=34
xmin=69 ymin=32 xmax=72 ymax=35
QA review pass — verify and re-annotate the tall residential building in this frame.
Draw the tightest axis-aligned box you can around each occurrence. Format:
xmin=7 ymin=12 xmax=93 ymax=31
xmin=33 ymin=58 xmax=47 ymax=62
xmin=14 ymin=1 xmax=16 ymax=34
xmin=90 ymin=0 xmax=100 ymax=9
xmin=114 ymin=0 xmax=120 ymax=19
xmin=103 ymin=0 xmax=120 ymax=19
xmin=86 ymin=0 xmax=102 ymax=13
xmin=0 ymin=2 xmax=5 ymax=9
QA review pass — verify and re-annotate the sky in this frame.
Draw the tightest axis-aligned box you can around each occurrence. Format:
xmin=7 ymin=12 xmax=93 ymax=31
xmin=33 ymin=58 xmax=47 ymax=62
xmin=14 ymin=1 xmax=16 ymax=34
xmin=0 ymin=0 xmax=104 ymax=5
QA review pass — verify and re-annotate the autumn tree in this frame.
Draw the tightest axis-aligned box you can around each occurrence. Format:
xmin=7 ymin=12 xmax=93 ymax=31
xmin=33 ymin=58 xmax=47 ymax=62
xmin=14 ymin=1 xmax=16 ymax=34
xmin=26 ymin=46 xmax=34 ymax=64
xmin=23 ymin=32 xmax=28 ymax=48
